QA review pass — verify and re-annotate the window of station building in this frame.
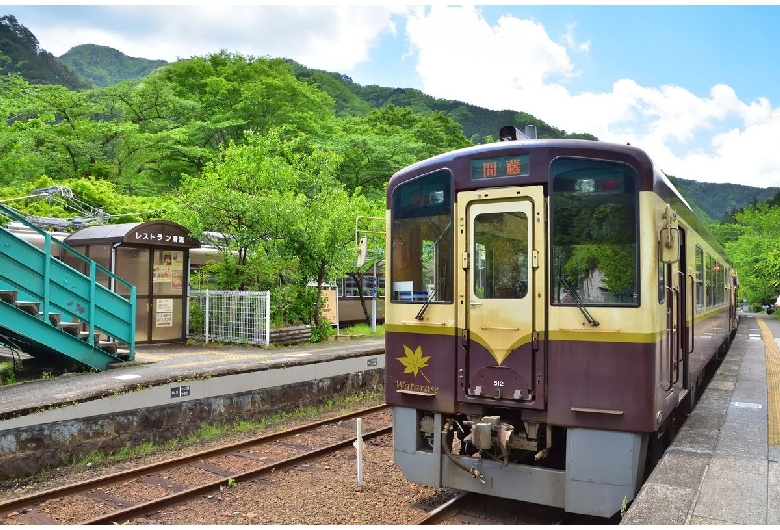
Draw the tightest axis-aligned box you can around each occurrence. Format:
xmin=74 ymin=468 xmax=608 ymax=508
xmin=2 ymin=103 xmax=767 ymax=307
xmin=153 ymin=249 xmax=185 ymax=295
xmin=337 ymin=276 xmax=385 ymax=298
xmin=116 ymin=247 xmax=150 ymax=297
xmin=390 ymin=169 xmax=453 ymax=303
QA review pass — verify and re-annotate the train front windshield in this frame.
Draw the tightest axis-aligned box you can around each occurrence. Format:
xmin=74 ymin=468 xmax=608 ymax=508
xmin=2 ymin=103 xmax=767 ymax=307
xmin=390 ymin=169 xmax=453 ymax=304
xmin=550 ymin=158 xmax=639 ymax=306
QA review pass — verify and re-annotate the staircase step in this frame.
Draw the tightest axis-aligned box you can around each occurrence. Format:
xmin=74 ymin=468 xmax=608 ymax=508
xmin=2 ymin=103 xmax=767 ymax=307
xmin=116 ymin=348 xmax=131 ymax=360
xmin=98 ymin=341 xmax=118 ymax=354
xmin=16 ymin=301 xmax=40 ymax=316
xmin=0 ymin=290 xmax=17 ymax=304
xmin=39 ymin=312 xmax=62 ymax=325
xmin=57 ymin=322 xmax=81 ymax=336
xmin=79 ymin=331 xmax=100 ymax=343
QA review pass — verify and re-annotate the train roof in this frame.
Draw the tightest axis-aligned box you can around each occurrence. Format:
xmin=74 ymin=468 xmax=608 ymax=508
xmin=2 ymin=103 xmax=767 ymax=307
xmin=387 ymin=138 xmax=654 ymax=198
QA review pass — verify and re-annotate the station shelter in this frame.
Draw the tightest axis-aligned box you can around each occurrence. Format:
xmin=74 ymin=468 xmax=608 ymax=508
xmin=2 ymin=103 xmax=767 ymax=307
xmin=64 ymin=220 xmax=201 ymax=344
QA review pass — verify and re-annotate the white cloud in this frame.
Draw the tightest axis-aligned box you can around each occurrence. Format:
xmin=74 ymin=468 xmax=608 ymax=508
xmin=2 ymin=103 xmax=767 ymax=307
xmin=562 ymin=23 xmax=590 ymax=53
xmin=404 ymin=6 xmax=780 ymax=189
xmin=30 ymin=5 xmax=404 ymax=70
xmin=405 ymin=6 xmax=574 ymax=102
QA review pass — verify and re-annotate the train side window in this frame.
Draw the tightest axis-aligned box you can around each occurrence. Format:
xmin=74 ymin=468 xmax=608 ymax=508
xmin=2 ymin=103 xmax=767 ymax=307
xmin=695 ymin=246 xmax=704 ymax=311
xmin=706 ymin=254 xmax=714 ymax=307
xmin=342 ymin=277 xmax=360 ymax=297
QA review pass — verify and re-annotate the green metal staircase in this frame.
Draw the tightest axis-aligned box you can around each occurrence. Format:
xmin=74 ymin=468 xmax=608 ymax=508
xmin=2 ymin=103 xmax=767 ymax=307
xmin=0 ymin=204 xmax=135 ymax=371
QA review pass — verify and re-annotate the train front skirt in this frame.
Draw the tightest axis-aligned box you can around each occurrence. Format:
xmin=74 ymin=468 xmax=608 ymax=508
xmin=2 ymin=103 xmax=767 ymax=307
xmin=392 ymin=407 xmax=648 ymax=518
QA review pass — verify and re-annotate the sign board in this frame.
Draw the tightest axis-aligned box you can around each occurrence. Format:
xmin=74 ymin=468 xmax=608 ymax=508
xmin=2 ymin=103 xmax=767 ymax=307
xmin=322 ymin=287 xmax=338 ymax=327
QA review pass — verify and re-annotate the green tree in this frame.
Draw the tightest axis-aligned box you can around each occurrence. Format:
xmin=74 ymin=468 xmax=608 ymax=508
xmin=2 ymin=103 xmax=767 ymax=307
xmin=324 ymin=105 xmax=471 ymax=199
xmin=157 ymin=51 xmax=336 ymax=143
xmin=721 ymin=203 xmax=780 ymax=305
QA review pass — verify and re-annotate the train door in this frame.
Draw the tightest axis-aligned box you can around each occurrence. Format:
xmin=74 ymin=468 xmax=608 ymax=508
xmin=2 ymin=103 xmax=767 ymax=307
xmin=678 ymin=227 xmax=690 ymax=393
xmin=663 ymin=226 xmax=687 ymax=397
xmin=457 ymin=187 xmax=545 ymax=408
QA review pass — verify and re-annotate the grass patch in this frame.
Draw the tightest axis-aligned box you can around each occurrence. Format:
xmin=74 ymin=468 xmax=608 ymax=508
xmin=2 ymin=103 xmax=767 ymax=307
xmin=0 ymin=361 xmax=16 ymax=385
xmin=339 ymin=323 xmax=385 ymax=338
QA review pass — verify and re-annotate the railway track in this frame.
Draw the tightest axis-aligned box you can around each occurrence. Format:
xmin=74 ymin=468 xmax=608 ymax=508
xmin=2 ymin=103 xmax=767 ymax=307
xmin=0 ymin=404 xmax=391 ymax=525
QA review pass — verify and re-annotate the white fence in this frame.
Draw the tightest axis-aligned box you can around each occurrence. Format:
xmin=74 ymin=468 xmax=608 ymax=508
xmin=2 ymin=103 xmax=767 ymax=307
xmin=188 ymin=290 xmax=271 ymax=346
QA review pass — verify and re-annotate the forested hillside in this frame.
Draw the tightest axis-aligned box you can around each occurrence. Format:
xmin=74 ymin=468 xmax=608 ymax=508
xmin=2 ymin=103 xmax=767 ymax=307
xmin=288 ymin=62 xmax=598 ymax=145
xmin=0 ymin=14 xmax=90 ymax=89
xmin=2 ymin=12 xmax=775 ymax=222
xmin=60 ymin=44 xmax=168 ymax=87
xmin=669 ymin=175 xmax=780 ymax=223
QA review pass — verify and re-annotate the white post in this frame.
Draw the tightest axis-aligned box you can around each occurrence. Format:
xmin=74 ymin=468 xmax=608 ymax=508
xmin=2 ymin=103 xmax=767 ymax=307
xmin=265 ymin=290 xmax=271 ymax=346
xmin=356 ymin=418 xmax=364 ymax=486
xmin=204 ymin=290 xmax=210 ymax=344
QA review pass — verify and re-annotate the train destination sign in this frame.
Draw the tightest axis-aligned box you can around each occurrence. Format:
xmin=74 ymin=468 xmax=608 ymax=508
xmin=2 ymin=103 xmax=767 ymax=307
xmin=471 ymin=154 xmax=530 ymax=180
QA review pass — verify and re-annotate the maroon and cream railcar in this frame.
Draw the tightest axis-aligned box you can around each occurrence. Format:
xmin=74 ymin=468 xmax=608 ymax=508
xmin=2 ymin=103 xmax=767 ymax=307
xmin=384 ymin=126 xmax=738 ymax=517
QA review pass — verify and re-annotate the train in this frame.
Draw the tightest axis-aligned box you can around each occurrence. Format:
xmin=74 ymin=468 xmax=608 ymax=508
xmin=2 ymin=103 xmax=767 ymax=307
xmin=1 ymin=222 xmax=383 ymax=328
xmin=383 ymin=125 xmax=738 ymax=517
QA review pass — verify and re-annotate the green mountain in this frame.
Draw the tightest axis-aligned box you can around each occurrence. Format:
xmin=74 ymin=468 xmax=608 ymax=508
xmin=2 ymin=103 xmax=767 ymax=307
xmin=288 ymin=61 xmax=598 ymax=145
xmin=669 ymin=175 xmax=780 ymax=223
xmin=59 ymin=44 xmax=168 ymax=87
xmin=0 ymin=14 xmax=90 ymax=90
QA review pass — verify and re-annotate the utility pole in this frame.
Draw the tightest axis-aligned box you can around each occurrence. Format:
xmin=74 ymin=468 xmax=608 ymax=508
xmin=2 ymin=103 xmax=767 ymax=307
xmin=355 ymin=216 xmax=385 ymax=333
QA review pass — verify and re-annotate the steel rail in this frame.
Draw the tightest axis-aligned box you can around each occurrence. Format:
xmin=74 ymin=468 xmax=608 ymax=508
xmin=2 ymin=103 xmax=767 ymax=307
xmin=0 ymin=404 xmax=389 ymax=516
xmin=82 ymin=424 xmax=393 ymax=525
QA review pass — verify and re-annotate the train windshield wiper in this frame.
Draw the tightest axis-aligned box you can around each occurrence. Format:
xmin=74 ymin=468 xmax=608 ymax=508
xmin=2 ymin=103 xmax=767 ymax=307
xmin=559 ymin=277 xmax=599 ymax=327
xmin=416 ymin=287 xmax=436 ymax=320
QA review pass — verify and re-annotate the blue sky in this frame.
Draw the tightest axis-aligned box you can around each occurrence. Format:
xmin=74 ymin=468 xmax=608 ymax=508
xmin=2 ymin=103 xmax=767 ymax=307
xmin=5 ymin=4 xmax=780 ymax=189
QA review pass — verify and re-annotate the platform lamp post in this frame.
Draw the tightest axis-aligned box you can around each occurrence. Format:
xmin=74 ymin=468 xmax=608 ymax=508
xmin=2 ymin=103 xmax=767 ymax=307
xmin=355 ymin=216 xmax=385 ymax=334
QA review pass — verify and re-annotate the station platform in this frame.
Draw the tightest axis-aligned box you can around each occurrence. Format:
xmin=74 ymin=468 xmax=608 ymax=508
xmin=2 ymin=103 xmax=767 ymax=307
xmin=0 ymin=337 xmax=385 ymax=424
xmin=622 ymin=312 xmax=780 ymax=525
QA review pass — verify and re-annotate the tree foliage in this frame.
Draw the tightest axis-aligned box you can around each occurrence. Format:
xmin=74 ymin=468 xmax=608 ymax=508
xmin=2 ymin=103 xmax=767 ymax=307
xmin=717 ymin=203 xmax=780 ymax=306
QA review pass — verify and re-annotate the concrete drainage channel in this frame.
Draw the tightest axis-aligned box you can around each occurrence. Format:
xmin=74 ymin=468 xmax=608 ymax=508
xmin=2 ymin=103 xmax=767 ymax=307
xmin=0 ymin=354 xmax=385 ymax=479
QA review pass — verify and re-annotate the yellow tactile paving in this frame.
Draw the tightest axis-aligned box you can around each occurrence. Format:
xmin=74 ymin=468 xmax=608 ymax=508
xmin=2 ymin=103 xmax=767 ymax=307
xmin=755 ymin=316 xmax=780 ymax=446
xmin=135 ymin=351 xmax=271 ymax=363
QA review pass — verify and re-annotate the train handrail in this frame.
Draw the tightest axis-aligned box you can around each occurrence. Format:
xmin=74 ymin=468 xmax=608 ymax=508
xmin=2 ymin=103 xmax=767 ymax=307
xmin=671 ymin=286 xmax=680 ymax=385
xmin=662 ymin=285 xmax=675 ymax=392
xmin=676 ymin=271 xmax=686 ymax=364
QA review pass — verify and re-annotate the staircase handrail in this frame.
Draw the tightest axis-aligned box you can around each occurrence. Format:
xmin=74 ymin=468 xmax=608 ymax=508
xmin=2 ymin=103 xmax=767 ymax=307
xmin=0 ymin=203 xmax=135 ymax=293
xmin=0 ymin=202 xmax=135 ymax=355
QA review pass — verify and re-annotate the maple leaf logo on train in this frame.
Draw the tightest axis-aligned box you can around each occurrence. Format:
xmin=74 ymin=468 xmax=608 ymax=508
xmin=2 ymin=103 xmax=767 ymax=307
xmin=398 ymin=345 xmax=431 ymax=383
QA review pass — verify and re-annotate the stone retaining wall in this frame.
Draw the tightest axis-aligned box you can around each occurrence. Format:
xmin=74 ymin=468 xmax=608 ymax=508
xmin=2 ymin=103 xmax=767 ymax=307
xmin=0 ymin=369 xmax=383 ymax=479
